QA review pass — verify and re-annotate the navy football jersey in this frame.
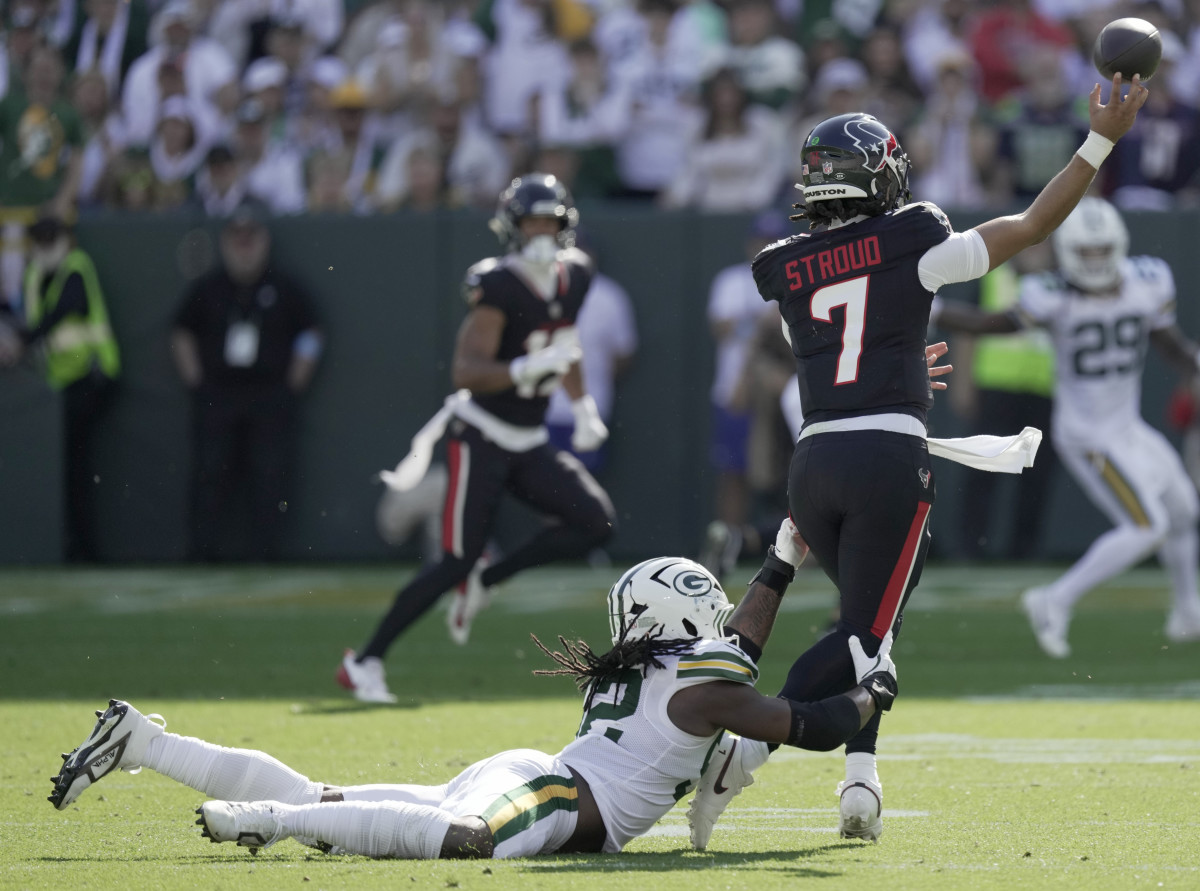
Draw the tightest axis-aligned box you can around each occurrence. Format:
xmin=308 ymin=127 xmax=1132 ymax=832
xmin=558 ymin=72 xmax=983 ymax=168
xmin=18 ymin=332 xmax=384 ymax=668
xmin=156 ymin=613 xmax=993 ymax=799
xmin=464 ymin=248 xmax=593 ymax=428
xmin=753 ymin=202 xmax=952 ymax=427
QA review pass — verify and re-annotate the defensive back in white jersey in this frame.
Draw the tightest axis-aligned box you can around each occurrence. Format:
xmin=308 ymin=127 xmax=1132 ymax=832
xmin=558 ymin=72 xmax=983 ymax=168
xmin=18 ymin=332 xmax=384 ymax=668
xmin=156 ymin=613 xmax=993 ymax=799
xmin=556 ymin=637 xmax=758 ymax=853
xmin=1019 ymin=255 xmax=1176 ymax=446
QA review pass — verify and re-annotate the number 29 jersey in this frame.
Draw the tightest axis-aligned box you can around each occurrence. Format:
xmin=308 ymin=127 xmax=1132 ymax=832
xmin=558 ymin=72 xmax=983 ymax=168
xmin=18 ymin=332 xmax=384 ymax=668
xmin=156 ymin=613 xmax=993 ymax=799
xmin=752 ymin=202 xmax=953 ymax=427
xmin=555 ymin=638 xmax=759 ymax=853
xmin=1019 ymin=256 xmax=1176 ymax=447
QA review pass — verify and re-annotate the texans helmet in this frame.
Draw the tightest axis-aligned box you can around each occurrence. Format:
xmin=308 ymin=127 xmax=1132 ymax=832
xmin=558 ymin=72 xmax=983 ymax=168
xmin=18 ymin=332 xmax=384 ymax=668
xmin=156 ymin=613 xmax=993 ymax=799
xmin=1053 ymin=197 xmax=1128 ymax=293
xmin=607 ymin=557 xmax=733 ymax=645
xmin=488 ymin=173 xmax=579 ymax=251
xmin=799 ymin=113 xmax=911 ymax=218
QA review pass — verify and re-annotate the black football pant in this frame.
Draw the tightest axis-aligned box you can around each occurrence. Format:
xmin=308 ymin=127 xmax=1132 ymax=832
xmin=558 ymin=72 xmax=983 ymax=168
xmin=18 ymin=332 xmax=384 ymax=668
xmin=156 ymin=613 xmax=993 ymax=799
xmin=359 ymin=421 xmax=616 ymax=659
xmin=777 ymin=430 xmax=934 ymax=755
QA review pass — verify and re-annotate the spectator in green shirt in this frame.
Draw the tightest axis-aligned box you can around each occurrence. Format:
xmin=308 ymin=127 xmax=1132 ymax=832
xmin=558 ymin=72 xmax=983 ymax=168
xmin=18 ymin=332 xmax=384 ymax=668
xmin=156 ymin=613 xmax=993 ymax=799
xmin=0 ymin=44 xmax=84 ymax=217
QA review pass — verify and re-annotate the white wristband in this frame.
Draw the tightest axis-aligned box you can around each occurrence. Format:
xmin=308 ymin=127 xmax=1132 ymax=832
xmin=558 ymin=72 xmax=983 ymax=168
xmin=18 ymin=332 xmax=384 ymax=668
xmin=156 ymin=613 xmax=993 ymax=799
xmin=1076 ymin=131 xmax=1114 ymax=169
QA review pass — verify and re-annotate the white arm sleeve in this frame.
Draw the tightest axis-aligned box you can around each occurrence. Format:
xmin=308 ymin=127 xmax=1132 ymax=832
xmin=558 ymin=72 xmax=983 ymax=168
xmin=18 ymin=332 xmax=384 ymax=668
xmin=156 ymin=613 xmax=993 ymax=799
xmin=780 ymin=313 xmax=792 ymax=346
xmin=917 ymin=229 xmax=991 ymax=293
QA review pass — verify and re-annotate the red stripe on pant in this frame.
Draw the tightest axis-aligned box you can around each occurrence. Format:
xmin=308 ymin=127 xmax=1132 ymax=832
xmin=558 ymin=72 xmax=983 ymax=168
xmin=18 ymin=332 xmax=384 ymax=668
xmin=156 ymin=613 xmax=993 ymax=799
xmin=442 ymin=440 xmax=462 ymax=554
xmin=870 ymin=501 xmax=931 ymax=639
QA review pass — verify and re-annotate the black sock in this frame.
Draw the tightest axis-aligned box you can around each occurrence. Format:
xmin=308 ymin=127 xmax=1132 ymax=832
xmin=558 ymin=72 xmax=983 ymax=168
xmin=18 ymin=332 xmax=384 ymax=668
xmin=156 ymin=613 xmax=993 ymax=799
xmin=480 ymin=525 xmax=608 ymax=588
xmin=359 ymin=556 xmax=473 ymax=660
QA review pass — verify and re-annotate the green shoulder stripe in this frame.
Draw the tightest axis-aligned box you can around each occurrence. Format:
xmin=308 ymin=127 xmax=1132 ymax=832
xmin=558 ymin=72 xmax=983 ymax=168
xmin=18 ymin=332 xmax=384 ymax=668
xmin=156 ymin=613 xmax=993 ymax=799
xmin=677 ymin=650 xmax=759 ymax=683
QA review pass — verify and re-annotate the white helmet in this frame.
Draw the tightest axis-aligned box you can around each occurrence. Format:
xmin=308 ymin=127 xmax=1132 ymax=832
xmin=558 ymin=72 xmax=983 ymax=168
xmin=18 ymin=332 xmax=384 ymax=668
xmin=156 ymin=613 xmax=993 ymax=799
xmin=607 ymin=557 xmax=733 ymax=644
xmin=1053 ymin=197 xmax=1128 ymax=292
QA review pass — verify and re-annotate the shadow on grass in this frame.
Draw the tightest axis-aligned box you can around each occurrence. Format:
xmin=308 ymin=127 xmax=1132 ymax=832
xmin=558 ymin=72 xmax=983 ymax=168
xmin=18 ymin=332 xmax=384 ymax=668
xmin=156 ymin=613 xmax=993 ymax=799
xmin=524 ymin=844 xmax=860 ymax=875
xmin=288 ymin=699 xmax=421 ymax=715
xmin=33 ymin=843 xmax=860 ymax=875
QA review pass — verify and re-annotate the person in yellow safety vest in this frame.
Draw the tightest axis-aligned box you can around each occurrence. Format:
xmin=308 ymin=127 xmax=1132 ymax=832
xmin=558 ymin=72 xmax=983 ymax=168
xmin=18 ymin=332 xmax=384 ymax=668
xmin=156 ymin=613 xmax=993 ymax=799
xmin=19 ymin=216 xmax=120 ymax=561
xmin=951 ymin=260 xmax=1056 ymax=560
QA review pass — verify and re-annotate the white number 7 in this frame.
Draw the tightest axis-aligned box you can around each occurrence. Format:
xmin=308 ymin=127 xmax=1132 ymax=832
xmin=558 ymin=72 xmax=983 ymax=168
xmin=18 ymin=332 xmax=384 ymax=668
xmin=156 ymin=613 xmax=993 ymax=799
xmin=810 ymin=275 xmax=869 ymax=385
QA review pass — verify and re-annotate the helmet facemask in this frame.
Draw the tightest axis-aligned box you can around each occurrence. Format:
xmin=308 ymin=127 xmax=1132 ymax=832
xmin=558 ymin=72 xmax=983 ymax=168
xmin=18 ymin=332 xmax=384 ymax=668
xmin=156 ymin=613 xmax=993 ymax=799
xmin=1053 ymin=198 xmax=1128 ymax=293
xmin=488 ymin=174 xmax=579 ymax=257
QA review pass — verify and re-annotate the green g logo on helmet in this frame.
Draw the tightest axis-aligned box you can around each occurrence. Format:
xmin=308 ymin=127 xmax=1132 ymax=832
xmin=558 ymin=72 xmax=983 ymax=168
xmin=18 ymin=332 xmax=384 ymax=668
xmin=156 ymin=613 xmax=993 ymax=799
xmin=606 ymin=558 xmax=732 ymax=644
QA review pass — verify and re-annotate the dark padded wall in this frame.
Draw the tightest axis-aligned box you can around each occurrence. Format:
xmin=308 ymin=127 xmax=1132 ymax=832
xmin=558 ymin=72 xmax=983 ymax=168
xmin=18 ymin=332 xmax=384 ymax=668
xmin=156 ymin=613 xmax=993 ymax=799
xmin=1 ymin=209 xmax=1197 ymax=564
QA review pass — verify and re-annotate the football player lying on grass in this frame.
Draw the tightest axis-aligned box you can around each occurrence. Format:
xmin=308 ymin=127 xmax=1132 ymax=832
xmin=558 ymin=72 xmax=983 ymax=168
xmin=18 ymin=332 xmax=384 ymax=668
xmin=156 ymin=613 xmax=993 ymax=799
xmin=48 ymin=521 xmax=897 ymax=859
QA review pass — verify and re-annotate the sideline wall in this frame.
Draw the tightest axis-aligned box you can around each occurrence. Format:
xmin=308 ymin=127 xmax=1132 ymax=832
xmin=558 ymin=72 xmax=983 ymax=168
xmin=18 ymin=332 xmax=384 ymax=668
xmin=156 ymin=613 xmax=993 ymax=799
xmin=0 ymin=208 xmax=1195 ymax=564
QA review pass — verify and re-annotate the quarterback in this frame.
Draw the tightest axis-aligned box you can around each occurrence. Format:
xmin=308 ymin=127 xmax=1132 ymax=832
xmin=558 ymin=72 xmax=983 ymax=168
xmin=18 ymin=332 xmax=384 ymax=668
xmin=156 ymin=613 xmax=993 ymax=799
xmin=934 ymin=197 xmax=1200 ymax=656
xmin=743 ymin=71 xmax=1147 ymax=842
xmin=48 ymin=524 xmax=899 ymax=858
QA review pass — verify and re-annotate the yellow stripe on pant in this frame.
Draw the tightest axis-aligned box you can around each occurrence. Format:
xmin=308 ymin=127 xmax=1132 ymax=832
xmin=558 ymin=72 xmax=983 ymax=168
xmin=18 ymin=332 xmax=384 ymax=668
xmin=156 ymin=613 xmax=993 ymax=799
xmin=482 ymin=774 xmax=578 ymax=846
xmin=1090 ymin=451 xmax=1151 ymax=527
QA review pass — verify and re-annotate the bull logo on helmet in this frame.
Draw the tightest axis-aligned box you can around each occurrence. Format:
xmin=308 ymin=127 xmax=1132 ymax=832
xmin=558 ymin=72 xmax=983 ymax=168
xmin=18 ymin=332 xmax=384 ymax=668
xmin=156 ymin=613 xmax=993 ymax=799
xmin=843 ymin=117 xmax=896 ymax=174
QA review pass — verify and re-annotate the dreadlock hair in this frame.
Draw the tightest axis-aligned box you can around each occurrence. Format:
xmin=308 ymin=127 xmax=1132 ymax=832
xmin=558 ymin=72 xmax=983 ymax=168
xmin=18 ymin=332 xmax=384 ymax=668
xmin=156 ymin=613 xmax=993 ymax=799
xmin=531 ymin=624 xmax=698 ymax=714
xmin=791 ymin=196 xmax=887 ymax=229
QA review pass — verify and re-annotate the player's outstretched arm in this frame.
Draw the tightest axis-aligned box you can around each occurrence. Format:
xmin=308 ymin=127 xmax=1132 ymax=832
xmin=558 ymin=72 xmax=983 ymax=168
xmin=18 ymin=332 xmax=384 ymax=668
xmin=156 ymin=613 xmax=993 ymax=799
xmin=973 ymin=73 xmax=1148 ymax=271
xmin=1151 ymin=326 xmax=1200 ymax=378
xmin=669 ymin=635 xmax=897 ymax=750
xmin=930 ymin=299 xmax=1022 ymax=336
xmin=723 ymin=519 xmax=809 ymax=659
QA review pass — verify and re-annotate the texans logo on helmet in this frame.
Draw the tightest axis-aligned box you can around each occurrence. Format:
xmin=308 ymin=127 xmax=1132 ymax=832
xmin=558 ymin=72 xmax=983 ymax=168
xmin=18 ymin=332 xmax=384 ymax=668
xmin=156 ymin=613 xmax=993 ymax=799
xmin=844 ymin=118 xmax=897 ymax=174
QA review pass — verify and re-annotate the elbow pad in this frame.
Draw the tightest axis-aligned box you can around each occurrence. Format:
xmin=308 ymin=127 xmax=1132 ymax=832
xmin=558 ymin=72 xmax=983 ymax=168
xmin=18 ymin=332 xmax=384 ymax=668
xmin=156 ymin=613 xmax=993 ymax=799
xmin=781 ymin=695 xmax=862 ymax=752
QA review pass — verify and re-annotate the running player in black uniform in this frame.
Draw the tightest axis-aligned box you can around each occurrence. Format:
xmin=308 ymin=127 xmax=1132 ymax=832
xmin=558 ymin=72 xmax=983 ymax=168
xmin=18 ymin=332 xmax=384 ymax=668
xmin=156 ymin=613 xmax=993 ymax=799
xmin=338 ymin=174 xmax=617 ymax=703
xmin=700 ymin=75 xmax=1149 ymax=842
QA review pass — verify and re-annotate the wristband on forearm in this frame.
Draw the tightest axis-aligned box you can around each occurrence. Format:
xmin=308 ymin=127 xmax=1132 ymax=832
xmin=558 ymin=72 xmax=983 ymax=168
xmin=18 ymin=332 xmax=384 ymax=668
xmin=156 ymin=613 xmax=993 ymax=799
xmin=1076 ymin=131 xmax=1114 ymax=169
xmin=750 ymin=546 xmax=796 ymax=595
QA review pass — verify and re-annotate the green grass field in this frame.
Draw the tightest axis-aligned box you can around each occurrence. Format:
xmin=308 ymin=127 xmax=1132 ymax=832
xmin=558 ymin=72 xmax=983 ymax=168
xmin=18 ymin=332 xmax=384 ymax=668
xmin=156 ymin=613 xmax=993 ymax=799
xmin=3 ymin=562 xmax=1199 ymax=890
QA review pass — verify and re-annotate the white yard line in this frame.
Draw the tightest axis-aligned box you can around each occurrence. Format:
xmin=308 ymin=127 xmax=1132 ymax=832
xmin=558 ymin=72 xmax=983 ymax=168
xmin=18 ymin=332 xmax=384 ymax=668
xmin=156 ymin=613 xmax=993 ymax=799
xmin=770 ymin=733 xmax=1200 ymax=765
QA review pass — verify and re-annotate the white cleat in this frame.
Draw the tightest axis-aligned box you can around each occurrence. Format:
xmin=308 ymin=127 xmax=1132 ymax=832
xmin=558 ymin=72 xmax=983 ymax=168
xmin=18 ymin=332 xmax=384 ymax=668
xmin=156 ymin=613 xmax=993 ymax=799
xmin=1166 ymin=605 xmax=1200 ymax=643
xmin=687 ymin=732 xmax=767 ymax=850
xmin=837 ymin=778 xmax=883 ymax=841
xmin=1021 ymin=586 xmax=1070 ymax=659
xmin=49 ymin=699 xmax=166 ymax=810
xmin=336 ymin=650 xmax=397 ymax=704
xmin=197 ymin=800 xmax=288 ymax=851
xmin=446 ymin=561 xmax=492 ymax=646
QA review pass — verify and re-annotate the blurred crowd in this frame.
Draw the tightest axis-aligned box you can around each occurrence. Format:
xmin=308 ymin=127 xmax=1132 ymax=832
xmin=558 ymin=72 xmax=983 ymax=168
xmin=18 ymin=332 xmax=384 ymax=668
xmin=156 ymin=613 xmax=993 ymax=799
xmin=2 ymin=0 xmax=1200 ymax=225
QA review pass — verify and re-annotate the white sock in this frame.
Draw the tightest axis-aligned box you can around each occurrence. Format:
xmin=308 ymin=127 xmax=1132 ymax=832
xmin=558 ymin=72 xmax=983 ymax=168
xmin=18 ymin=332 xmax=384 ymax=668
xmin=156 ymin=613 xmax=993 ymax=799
xmin=1158 ymin=527 xmax=1200 ymax=613
xmin=1048 ymin=524 xmax=1162 ymax=610
xmin=340 ymin=783 xmax=449 ymax=805
xmin=845 ymin=752 xmax=879 ymax=788
xmin=739 ymin=737 xmax=771 ymax=774
xmin=142 ymin=733 xmax=323 ymax=804
xmin=279 ymin=800 xmax=454 ymax=859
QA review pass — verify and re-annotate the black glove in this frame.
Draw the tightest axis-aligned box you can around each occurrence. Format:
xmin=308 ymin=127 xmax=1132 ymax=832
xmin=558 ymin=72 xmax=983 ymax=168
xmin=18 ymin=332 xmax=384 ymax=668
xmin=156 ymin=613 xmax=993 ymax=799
xmin=860 ymin=671 xmax=897 ymax=712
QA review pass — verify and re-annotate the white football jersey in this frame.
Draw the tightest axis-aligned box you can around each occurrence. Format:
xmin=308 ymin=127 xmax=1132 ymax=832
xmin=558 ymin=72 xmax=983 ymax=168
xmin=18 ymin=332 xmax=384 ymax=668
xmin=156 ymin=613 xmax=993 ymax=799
xmin=1019 ymin=256 xmax=1176 ymax=446
xmin=556 ymin=637 xmax=758 ymax=853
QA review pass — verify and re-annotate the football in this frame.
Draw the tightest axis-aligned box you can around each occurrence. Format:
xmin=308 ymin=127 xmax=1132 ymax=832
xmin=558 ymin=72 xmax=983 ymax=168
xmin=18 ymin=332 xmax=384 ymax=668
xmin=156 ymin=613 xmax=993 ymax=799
xmin=1093 ymin=17 xmax=1162 ymax=81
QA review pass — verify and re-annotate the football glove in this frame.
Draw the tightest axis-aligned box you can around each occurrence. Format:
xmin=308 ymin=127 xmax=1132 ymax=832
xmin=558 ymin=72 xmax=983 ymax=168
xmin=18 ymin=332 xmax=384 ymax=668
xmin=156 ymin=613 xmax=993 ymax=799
xmin=509 ymin=340 xmax=581 ymax=389
xmin=570 ymin=394 xmax=608 ymax=452
xmin=773 ymin=517 xmax=809 ymax=569
xmin=848 ymin=631 xmax=898 ymax=712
